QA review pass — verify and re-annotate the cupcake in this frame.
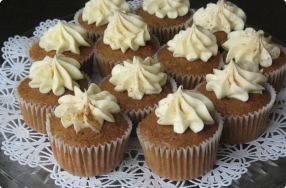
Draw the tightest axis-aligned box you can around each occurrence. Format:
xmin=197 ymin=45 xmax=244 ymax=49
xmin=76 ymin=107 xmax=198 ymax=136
xmin=75 ymin=0 xmax=130 ymax=42
xmin=197 ymin=60 xmax=276 ymax=144
xmin=157 ymin=24 xmax=221 ymax=89
xmin=95 ymin=10 xmax=160 ymax=77
xmin=136 ymin=0 xmax=192 ymax=44
xmin=193 ymin=0 xmax=246 ymax=46
xmin=137 ymin=86 xmax=223 ymax=180
xmin=100 ymin=56 xmax=174 ymax=123
xmin=29 ymin=21 xmax=94 ymax=75
xmin=17 ymin=54 xmax=89 ymax=134
xmin=46 ymin=84 xmax=132 ymax=176
xmin=222 ymin=27 xmax=286 ymax=92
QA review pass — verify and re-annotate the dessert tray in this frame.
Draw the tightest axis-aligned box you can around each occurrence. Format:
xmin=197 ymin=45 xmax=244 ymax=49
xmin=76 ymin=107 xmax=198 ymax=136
xmin=1 ymin=0 xmax=286 ymax=187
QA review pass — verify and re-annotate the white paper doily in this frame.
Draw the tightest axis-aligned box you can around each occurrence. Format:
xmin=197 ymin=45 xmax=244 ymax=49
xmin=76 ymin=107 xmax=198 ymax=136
xmin=1 ymin=1 xmax=286 ymax=187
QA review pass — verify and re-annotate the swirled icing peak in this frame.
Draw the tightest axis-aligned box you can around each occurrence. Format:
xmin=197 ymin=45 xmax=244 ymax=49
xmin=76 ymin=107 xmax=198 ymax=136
xmin=103 ymin=10 xmax=151 ymax=53
xmin=223 ymin=27 xmax=281 ymax=68
xmin=206 ymin=60 xmax=267 ymax=102
xmin=54 ymin=84 xmax=120 ymax=133
xmin=193 ymin=0 xmax=246 ymax=33
xmin=82 ymin=0 xmax=129 ymax=26
xmin=39 ymin=21 xmax=90 ymax=54
xmin=143 ymin=0 xmax=190 ymax=19
xmin=155 ymin=86 xmax=215 ymax=134
xmin=167 ymin=24 xmax=218 ymax=62
xmin=109 ymin=56 xmax=167 ymax=100
xmin=29 ymin=55 xmax=84 ymax=96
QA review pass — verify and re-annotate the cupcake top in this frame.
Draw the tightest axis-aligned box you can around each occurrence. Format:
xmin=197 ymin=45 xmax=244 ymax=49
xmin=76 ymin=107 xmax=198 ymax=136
xmin=109 ymin=56 xmax=167 ymax=100
xmin=155 ymin=86 xmax=215 ymax=134
xmin=54 ymin=84 xmax=120 ymax=133
xmin=206 ymin=60 xmax=267 ymax=102
xmin=82 ymin=0 xmax=129 ymax=26
xmin=39 ymin=21 xmax=90 ymax=54
xmin=29 ymin=55 xmax=84 ymax=96
xmin=103 ymin=10 xmax=151 ymax=53
xmin=223 ymin=27 xmax=281 ymax=68
xmin=142 ymin=0 xmax=190 ymax=19
xmin=193 ymin=0 xmax=246 ymax=33
xmin=167 ymin=24 xmax=218 ymax=62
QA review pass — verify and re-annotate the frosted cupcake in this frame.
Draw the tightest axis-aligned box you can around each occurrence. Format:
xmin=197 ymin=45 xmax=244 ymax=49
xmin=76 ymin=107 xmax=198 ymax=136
xmin=47 ymin=84 xmax=132 ymax=176
xmin=197 ymin=60 xmax=276 ymax=144
xmin=75 ymin=0 xmax=129 ymax=42
xmin=100 ymin=56 xmax=174 ymax=123
xmin=193 ymin=0 xmax=246 ymax=46
xmin=223 ymin=27 xmax=286 ymax=92
xmin=29 ymin=21 xmax=93 ymax=75
xmin=157 ymin=24 xmax=221 ymax=89
xmin=136 ymin=0 xmax=192 ymax=44
xmin=17 ymin=55 xmax=88 ymax=133
xmin=95 ymin=10 xmax=160 ymax=77
xmin=137 ymin=86 xmax=223 ymax=180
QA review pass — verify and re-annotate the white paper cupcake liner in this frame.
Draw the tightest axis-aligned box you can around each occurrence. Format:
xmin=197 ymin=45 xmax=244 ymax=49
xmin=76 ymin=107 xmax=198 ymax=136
xmin=147 ymin=10 xmax=193 ymax=45
xmin=155 ymin=45 xmax=223 ymax=89
xmin=221 ymin=84 xmax=276 ymax=144
xmin=265 ymin=60 xmax=286 ymax=92
xmin=95 ymin=35 xmax=160 ymax=77
xmin=46 ymin=113 xmax=132 ymax=177
xmin=137 ymin=112 xmax=223 ymax=180
xmin=74 ymin=8 xmax=103 ymax=43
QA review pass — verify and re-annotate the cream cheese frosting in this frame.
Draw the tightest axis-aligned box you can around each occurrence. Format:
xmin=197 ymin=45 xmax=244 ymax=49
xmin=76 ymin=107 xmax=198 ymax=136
xmin=206 ymin=60 xmax=267 ymax=102
xmin=54 ymin=84 xmax=120 ymax=133
xmin=142 ymin=0 xmax=190 ymax=19
xmin=223 ymin=27 xmax=281 ymax=68
xmin=82 ymin=0 xmax=129 ymax=26
xmin=109 ymin=56 xmax=167 ymax=100
xmin=103 ymin=10 xmax=151 ymax=53
xmin=29 ymin=55 xmax=84 ymax=96
xmin=39 ymin=21 xmax=90 ymax=54
xmin=167 ymin=24 xmax=218 ymax=62
xmin=155 ymin=86 xmax=215 ymax=134
xmin=193 ymin=0 xmax=246 ymax=33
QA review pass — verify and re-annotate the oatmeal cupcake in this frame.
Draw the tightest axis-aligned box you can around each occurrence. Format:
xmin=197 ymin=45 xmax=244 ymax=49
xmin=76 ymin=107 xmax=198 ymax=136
xmin=223 ymin=27 xmax=286 ymax=92
xmin=136 ymin=0 xmax=192 ymax=44
xmin=100 ymin=56 xmax=174 ymax=123
xmin=193 ymin=0 xmax=246 ymax=46
xmin=95 ymin=10 xmax=160 ymax=77
xmin=197 ymin=60 xmax=276 ymax=144
xmin=137 ymin=86 xmax=223 ymax=180
xmin=29 ymin=21 xmax=94 ymax=75
xmin=157 ymin=24 xmax=221 ymax=89
xmin=75 ymin=0 xmax=129 ymax=42
xmin=47 ymin=84 xmax=132 ymax=176
xmin=17 ymin=55 xmax=89 ymax=134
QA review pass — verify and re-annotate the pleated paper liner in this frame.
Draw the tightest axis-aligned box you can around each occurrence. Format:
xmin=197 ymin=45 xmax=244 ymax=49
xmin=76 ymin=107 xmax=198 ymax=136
xmin=46 ymin=114 xmax=132 ymax=177
xmin=137 ymin=112 xmax=223 ymax=180
xmin=155 ymin=45 xmax=224 ymax=89
xmin=265 ymin=60 xmax=286 ymax=92
xmin=74 ymin=8 xmax=103 ymax=43
xmin=27 ymin=37 xmax=94 ymax=77
xmin=148 ymin=10 xmax=193 ymax=45
xmin=94 ymin=35 xmax=160 ymax=77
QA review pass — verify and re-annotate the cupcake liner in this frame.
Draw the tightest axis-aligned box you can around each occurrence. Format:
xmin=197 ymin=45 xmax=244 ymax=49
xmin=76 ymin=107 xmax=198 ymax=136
xmin=265 ymin=60 xmax=286 ymax=93
xmin=46 ymin=113 xmax=132 ymax=177
xmin=155 ymin=45 xmax=223 ymax=89
xmin=95 ymin=35 xmax=160 ymax=77
xmin=148 ymin=10 xmax=193 ymax=45
xmin=137 ymin=112 xmax=223 ymax=180
xmin=221 ymin=84 xmax=276 ymax=144
xmin=28 ymin=38 xmax=94 ymax=76
xmin=74 ymin=8 xmax=103 ymax=43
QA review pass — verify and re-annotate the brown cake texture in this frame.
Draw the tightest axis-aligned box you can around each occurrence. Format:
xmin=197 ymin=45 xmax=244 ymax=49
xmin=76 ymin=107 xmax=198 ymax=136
xmin=95 ymin=35 xmax=160 ymax=77
xmin=47 ymin=113 xmax=131 ymax=176
xmin=137 ymin=112 xmax=222 ymax=180
xmin=214 ymin=31 xmax=227 ymax=46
